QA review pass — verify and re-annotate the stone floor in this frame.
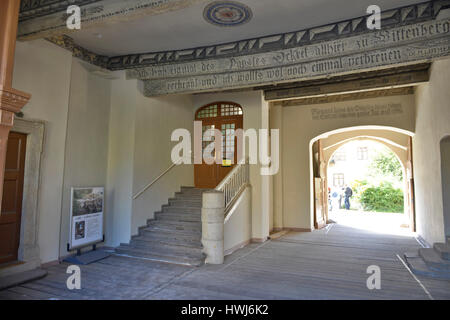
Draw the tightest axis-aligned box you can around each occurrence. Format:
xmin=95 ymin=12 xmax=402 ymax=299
xmin=0 ymin=223 xmax=449 ymax=300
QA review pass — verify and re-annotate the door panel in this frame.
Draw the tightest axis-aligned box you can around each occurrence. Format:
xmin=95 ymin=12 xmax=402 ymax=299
xmin=407 ymin=136 xmax=416 ymax=232
xmin=314 ymin=177 xmax=326 ymax=229
xmin=217 ymin=118 xmax=243 ymax=184
xmin=194 ymin=122 xmax=217 ymax=189
xmin=0 ymin=132 xmax=27 ymax=264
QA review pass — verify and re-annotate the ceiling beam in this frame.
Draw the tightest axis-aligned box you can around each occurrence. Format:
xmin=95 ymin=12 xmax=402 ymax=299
xmin=274 ymin=87 xmax=414 ymax=107
xmin=264 ymin=66 xmax=430 ymax=101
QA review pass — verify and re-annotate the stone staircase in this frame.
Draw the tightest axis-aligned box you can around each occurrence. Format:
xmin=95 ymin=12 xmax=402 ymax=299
xmin=404 ymin=239 xmax=450 ymax=280
xmin=115 ymin=187 xmax=209 ymax=267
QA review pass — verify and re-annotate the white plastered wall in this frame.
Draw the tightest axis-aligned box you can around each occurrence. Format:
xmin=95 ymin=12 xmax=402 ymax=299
xmin=105 ymin=74 xmax=136 ymax=247
xmin=413 ymin=58 xmax=450 ymax=245
xmin=59 ymin=59 xmax=112 ymax=257
xmin=279 ymin=94 xmax=416 ymax=231
xmin=106 ymin=74 xmax=196 ymax=245
xmin=12 ymin=40 xmax=73 ymax=263
xmin=224 ymin=186 xmax=252 ymax=254
xmin=441 ymin=137 xmax=450 ymax=239
xmin=12 ymin=40 xmax=199 ymax=258
xmin=131 ymin=90 xmax=195 ymax=237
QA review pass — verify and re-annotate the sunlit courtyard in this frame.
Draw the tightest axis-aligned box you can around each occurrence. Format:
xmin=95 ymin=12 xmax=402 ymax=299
xmin=329 ymin=210 xmax=412 ymax=237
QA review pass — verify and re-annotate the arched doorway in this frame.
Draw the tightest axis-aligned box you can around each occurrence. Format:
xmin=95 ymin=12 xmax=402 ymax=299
xmin=325 ymin=139 xmax=409 ymax=235
xmin=194 ymin=102 xmax=243 ymax=188
xmin=309 ymin=127 xmax=415 ymax=235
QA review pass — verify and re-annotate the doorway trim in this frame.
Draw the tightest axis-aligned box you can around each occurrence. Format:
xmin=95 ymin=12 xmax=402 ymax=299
xmin=0 ymin=118 xmax=44 ymax=277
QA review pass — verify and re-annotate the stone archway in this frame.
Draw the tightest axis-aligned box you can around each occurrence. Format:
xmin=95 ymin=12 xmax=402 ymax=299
xmin=309 ymin=126 xmax=414 ymax=232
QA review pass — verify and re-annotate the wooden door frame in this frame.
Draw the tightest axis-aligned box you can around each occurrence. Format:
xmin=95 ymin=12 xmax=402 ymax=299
xmin=194 ymin=102 xmax=244 ymax=188
xmin=0 ymin=131 xmax=27 ymax=264
xmin=407 ymin=136 xmax=416 ymax=232
xmin=314 ymin=139 xmax=327 ymax=229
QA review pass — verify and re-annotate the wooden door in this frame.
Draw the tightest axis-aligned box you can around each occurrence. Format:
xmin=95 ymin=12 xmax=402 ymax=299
xmin=0 ymin=132 xmax=26 ymax=264
xmin=195 ymin=121 xmax=218 ymax=189
xmin=314 ymin=177 xmax=326 ymax=229
xmin=314 ymin=140 xmax=327 ymax=229
xmin=407 ymin=136 xmax=416 ymax=232
xmin=194 ymin=102 xmax=243 ymax=189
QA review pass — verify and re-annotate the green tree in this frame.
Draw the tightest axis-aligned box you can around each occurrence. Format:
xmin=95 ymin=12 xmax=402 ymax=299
xmin=369 ymin=151 xmax=403 ymax=182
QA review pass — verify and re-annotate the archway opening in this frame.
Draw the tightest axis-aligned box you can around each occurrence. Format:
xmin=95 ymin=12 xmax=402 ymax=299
xmin=310 ymin=126 xmax=415 ymax=236
xmin=326 ymin=139 xmax=410 ymax=235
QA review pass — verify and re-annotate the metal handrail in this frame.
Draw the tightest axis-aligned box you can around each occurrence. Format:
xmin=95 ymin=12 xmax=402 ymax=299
xmin=133 ymin=156 xmax=191 ymax=200
xmin=133 ymin=156 xmax=249 ymax=210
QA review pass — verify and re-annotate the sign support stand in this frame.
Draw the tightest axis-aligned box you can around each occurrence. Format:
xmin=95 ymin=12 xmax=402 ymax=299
xmin=64 ymin=235 xmax=110 ymax=265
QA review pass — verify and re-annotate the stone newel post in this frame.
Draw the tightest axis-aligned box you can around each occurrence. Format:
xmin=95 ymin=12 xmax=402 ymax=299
xmin=201 ymin=190 xmax=225 ymax=264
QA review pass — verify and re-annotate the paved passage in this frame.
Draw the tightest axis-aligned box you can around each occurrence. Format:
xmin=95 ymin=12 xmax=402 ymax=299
xmin=1 ymin=223 xmax=449 ymax=300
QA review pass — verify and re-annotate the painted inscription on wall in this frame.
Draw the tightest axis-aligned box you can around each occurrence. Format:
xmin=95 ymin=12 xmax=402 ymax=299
xmin=131 ymin=11 xmax=450 ymax=96
xmin=129 ymin=18 xmax=450 ymax=80
xmin=311 ymin=104 xmax=403 ymax=121
xmin=143 ymin=36 xmax=450 ymax=95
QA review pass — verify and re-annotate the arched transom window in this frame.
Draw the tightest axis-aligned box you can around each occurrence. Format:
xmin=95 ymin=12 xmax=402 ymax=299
xmin=195 ymin=102 xmax=243 ymax=120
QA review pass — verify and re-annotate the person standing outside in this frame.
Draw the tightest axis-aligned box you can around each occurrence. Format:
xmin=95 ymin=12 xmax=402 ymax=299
xmin=344 ymin=185 xmax=353 ymax=210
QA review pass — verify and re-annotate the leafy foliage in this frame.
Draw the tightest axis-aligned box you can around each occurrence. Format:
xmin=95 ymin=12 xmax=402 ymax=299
xmin=360 ymin=182 xmax=404 ymax=213
xmin=369 ymin=151 xmax=403 ymax=181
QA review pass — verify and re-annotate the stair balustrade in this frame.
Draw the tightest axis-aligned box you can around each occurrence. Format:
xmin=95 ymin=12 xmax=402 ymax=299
xmin=215 ymin=160 xmax=250 ymax=214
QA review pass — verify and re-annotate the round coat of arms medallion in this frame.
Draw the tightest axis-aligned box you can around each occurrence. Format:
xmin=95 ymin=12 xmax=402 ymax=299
xmin=203 ymin=1 xmax=253 ymax=27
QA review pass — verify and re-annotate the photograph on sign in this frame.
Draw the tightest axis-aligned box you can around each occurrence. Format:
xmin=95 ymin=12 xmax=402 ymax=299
xmin=69 ymin=187 xmax=104 ymax=249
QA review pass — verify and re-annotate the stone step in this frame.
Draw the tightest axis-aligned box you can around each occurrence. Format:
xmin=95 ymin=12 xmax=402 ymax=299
xmin=177 ymin=192 xmax=205 ymax=197
xmin=131 ymin=235 xmax=202 ymax=250
xmin=161 ymin=205 xmax=201 ymax=214
xmin=118 ymin=185 xmax=207 ymax=267
xmin=419 ymin=248 xmax=450 ymax=271
xmin=146 ymin=221 xmax=202 ymax=234
xmin=404 ymin=252 xmax=450 ymax=280
xmin=118 ymin=241 xmax=203 ymax=259
xmin=137 ymin=229 xmax=202 ymax=244
xmin=174 ymin=193 xmax=203 ymax=200
xmin=180 ymin=186 xmax=208 ymax=194
xmin=141 ymin=225 xmax=201 ymax=237
xmin=434 ymin=243 xmax=450 ymax=261
xmin=176 ymin=189 xmax=204 ymax=195
xmin=168 ymin=198 xmax=202 ymax=206
xmin=115 ymin=245 xmax=205 ymax=267
xmin=0 ymin=268 xmax=48 ymax=291
xmin=155 ymin=211 xmax=201 ymax=222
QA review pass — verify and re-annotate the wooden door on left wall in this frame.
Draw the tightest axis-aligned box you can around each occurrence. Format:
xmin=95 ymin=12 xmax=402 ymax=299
xmin=0 ymin=132 xmax=27 ymax=264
